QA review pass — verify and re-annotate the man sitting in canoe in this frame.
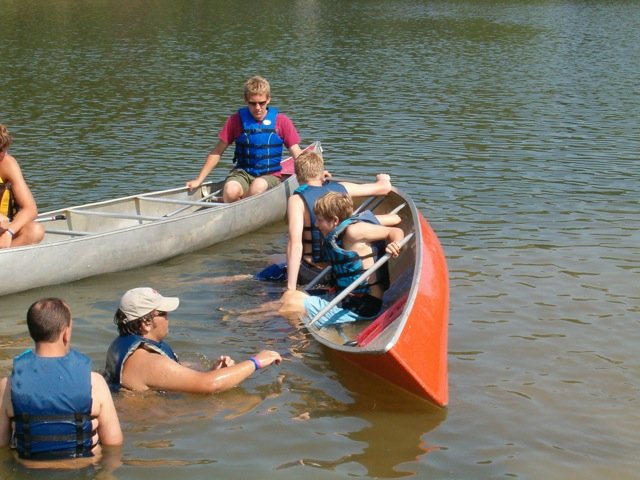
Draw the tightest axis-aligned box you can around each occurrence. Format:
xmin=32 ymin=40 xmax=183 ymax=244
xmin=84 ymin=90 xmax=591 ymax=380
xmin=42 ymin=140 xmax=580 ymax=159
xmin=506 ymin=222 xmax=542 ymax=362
xmin=0 ymin=124 xmax=45 ymax=248
xmin=104 ymin=287 xmax=282 ymax=393
xmin=186 ymin=76 xmax=302 ymax=203
xmin=281 ymin=191 xmax=404 ymax=329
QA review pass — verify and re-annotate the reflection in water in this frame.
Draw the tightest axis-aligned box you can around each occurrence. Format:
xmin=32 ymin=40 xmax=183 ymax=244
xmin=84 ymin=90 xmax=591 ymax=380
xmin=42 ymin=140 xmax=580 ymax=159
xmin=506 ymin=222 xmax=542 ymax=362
xmin=113 ymin=376 xmax=282 ymax=467
xmin=1 ymin=445 xmax=122 ymax=480
xmin=199 ymin=275 xmax=447 ymax=478
xmin=274 ymin=335 xmax=447 ymax=478
xmin=319 ymin=354 xmax=446 ymax=478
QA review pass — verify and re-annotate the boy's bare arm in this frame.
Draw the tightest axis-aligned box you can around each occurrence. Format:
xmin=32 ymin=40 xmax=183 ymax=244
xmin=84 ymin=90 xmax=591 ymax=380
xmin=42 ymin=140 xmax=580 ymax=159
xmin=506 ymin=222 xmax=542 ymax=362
xmin=341 ymin=174 xmax=392 ymax=198
xmin=286 ymin=195 xmax=306 ymax=290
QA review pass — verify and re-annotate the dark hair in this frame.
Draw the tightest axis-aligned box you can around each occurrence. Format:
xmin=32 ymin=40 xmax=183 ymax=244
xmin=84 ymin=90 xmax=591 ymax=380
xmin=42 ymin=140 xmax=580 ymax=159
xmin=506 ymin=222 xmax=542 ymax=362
xmin=114 ymin=309 xmax=154 ymax=336
xmin=26 ymin=298 xmax=71 ymax=343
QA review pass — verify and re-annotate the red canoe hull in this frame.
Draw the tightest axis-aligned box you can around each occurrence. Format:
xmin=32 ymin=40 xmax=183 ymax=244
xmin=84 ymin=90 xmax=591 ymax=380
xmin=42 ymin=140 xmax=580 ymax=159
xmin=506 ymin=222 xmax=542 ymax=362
xmin=309 ymin=188 xmax=449 ymax=407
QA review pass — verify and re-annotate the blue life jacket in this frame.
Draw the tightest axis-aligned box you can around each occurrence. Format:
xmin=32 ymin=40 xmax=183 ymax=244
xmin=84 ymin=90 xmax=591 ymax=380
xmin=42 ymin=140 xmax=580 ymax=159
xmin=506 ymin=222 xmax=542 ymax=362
xmin=104 ymin=335 xmax=178 ymax=392
xmin=233 ymin=107 xmax=284 ymax=176
xmin=294 ymin=181 xmax=348 ymax=263
xmin=10 ymin=349 xmax=96 ymax=460
xmin=324 ymin=211 xmax=389 ymax=294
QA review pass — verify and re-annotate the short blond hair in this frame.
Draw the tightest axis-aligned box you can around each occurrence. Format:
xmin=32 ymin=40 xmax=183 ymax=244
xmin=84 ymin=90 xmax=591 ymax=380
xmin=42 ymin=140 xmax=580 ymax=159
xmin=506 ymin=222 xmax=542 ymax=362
xmin=0 ymin=124 xmax=13 ymax=151
xmin=294 ymin=151 xmax=324 ymax=183
xmin=314 ymin=192 xmax=353 ymax=223
xmin=243 ymin=76 xmax=271 ymax=99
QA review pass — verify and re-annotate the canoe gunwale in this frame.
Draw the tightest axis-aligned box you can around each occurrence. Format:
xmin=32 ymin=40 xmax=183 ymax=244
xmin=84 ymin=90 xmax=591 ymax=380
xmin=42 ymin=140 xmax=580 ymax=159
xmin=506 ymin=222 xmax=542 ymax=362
xmin=307 ymin=187 xmax=424 ymax=355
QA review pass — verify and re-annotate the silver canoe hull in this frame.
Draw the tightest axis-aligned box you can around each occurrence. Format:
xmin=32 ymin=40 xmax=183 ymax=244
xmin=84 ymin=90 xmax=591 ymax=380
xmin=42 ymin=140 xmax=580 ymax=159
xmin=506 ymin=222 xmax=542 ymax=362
xmin=0 ymin=151 xmax=310 ymax=297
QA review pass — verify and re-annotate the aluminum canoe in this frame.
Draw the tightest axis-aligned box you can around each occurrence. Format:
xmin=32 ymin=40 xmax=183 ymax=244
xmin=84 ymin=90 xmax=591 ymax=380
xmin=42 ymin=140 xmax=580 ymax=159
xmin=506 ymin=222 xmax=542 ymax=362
xmin=304 ymin=185 xmax=449 ymax=407
xmin=0 ymin=143 xmax=320 ymax=297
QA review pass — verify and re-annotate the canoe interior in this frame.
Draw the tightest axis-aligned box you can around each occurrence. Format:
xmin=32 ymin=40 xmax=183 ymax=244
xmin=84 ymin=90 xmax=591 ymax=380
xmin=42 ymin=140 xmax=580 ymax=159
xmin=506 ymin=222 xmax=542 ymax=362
xmin=309 ymin=188 xmax=419 ymax=349
xmin=39 ymin=182 xmax=225 ymax=243
xmin=36 ymin=141 xmax=318 ymax=243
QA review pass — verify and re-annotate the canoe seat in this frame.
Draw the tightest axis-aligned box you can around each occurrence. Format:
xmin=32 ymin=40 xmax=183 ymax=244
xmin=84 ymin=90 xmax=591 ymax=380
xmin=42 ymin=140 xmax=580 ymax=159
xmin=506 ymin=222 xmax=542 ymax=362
xmin=356 ymin=293 xmax=409 ymax=347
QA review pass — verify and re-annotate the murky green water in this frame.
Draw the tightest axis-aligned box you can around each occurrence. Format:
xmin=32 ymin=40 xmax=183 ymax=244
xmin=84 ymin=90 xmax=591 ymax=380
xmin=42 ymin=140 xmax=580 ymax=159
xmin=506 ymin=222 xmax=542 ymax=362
xmin=1 ymin=1 xmax=638 ymax=478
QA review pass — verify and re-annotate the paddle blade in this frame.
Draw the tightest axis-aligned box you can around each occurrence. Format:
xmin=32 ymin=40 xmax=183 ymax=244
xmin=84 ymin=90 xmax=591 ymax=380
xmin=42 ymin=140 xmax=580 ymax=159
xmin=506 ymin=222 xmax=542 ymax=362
xmin=255 ymin=262 xmax=287 ymax=282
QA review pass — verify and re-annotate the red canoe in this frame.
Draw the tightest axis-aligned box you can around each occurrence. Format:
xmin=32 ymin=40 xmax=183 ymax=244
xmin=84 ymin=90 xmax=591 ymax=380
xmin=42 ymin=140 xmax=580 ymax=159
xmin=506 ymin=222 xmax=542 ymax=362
xmin=304 ymin=186 xmax=449 ymax=406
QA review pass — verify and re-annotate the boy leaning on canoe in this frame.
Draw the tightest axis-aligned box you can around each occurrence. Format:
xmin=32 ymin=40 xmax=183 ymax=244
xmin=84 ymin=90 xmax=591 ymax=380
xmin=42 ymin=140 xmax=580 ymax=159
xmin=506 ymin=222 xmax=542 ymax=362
xmin=280 ymin=191 xmax=405 ymax=329
xmin=256 ymin=151 xmax=394 ymax=289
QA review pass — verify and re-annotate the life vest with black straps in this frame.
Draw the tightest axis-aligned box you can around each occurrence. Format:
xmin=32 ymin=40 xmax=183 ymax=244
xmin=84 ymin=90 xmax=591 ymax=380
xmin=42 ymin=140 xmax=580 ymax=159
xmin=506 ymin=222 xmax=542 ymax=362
xmin=294 ymin=181 xmax=348 ymax=263
xmin=324 ymin=210 xmax=390 ymax=295
xmin=233 ymin=107 xmax=284 ymax=176
xmin=0 ymin=176 xmax=17 ymax=220
xmin=104 ymin=334 xmax=178 ymax=392
xmin=10 ymin=349 xmax=97 ymax=460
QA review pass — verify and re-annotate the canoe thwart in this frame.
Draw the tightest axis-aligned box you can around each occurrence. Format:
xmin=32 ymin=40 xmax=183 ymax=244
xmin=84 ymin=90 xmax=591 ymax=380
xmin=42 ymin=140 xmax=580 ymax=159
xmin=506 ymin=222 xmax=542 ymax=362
xmin=162 ymin=189 xmax=222 ymax=218
xmin=136 ymin=196 xmax=224 ymax=207
xmin=45 ymin=228 xmax=92 ymax=237
xmin=68 ymin=210 xmax=162 ymax=222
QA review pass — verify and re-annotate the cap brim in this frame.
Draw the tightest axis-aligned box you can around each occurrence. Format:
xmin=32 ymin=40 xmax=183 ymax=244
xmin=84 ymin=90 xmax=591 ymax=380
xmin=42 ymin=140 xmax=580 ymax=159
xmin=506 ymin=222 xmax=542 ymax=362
xmin=157 ymin=296 xmax=180 ymax=312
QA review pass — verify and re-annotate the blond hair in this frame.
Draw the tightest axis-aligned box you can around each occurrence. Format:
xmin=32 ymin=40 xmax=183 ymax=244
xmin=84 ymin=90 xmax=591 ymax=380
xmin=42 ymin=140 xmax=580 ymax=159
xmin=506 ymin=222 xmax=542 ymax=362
xmin=294 ymin=151 xmax=324 ymax=183
xmin=314 ymin=192 xmax=353 ymax=223
xmin=243 ymin=76 xmax=271 ymax=99
xmin=0 ymin=124 xmax=13 ymax=151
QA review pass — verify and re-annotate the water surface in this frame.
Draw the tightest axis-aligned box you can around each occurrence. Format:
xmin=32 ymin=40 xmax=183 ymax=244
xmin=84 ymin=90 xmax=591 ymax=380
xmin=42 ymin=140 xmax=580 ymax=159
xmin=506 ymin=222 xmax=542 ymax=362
xmin=1 ymin=1 xmax=638 ymax=478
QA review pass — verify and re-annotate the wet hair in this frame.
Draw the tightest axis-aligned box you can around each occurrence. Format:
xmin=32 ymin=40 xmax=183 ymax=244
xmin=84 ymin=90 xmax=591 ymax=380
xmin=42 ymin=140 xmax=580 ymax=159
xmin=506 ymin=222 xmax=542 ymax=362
xmin=113 ymin=309 xmax=154 ymax=336
xmin=294 ymin=151 xmax=324 ymax=183
xmin=243 ymin=76 xmax=271 ymax=99
xmin=314 ymin=192 xmax=353 ymax=223
xmin=0 ymin=124 xmax=13 ymax=151
xmin=26 ymin=298 xmax=71 ymax=343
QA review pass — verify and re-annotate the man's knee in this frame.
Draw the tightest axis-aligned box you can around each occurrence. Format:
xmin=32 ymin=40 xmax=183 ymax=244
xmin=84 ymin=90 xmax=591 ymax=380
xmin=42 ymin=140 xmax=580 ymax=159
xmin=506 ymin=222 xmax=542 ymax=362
xmin=247 ymin=178 xmax=269 ymax=196
xmin=223 ymin=181 xmax=245 ymax=203
xmin=248 ymin=175 xmax=280 ymax=197
xmin=33 ymin=222 xmax=45 ymax=243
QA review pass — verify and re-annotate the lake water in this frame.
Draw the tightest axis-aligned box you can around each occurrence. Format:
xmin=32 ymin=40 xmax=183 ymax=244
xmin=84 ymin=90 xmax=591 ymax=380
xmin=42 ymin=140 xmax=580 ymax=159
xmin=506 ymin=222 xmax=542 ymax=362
xmin=0 ymin=1 xmax=638 ymax=478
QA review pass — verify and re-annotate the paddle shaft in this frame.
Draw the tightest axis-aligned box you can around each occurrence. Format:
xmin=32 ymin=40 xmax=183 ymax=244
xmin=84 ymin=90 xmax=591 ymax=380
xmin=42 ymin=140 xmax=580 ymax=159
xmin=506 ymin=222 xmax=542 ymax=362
xmin=306 ymin=232 xmax=414 ymax=328
xmin=36 ymin=214 xmax=66 ymax=223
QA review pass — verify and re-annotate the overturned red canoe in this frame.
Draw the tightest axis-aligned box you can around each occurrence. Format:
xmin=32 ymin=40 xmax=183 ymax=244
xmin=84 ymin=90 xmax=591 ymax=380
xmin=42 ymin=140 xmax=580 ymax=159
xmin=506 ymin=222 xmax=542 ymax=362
xmin=305 ymin=186 xmax=449 ymax=407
